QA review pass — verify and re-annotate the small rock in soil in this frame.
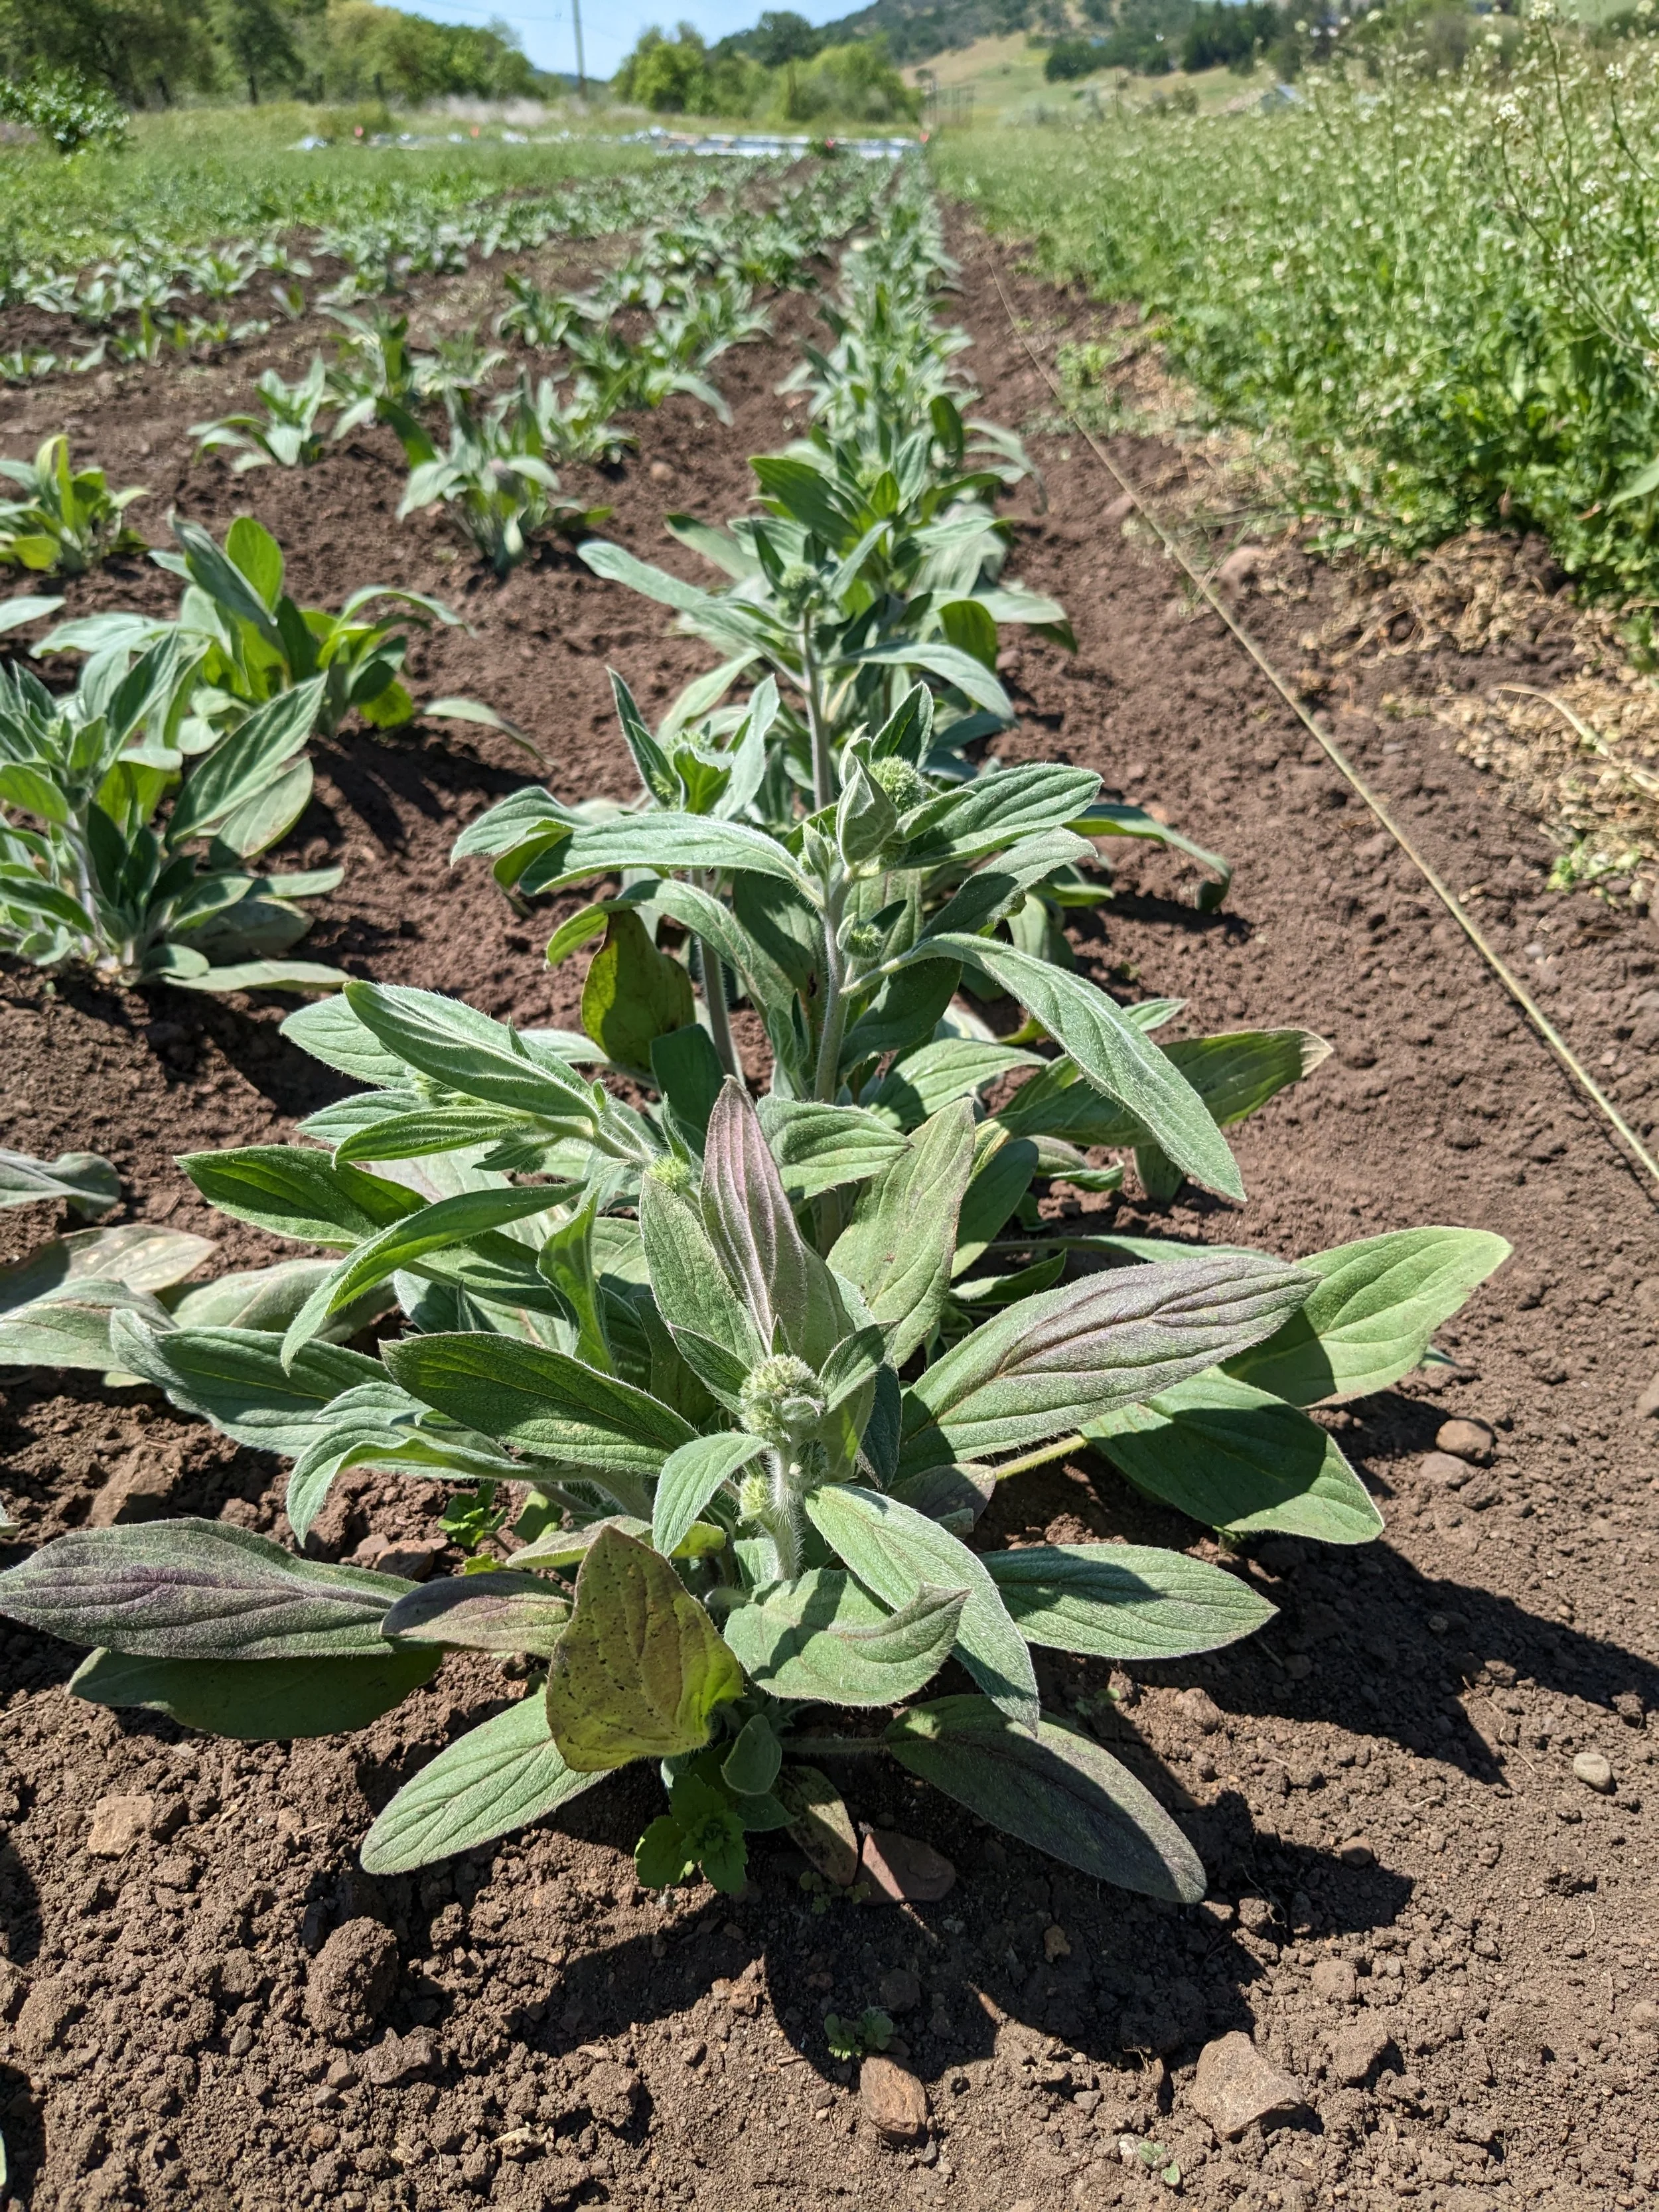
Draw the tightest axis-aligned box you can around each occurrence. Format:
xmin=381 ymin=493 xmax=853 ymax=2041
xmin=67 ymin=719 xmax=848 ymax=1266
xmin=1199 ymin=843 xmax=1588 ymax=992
xmin=305 ymin=1918 xmax=399 ymax=2043
xmin=859 ymin=2055 xmax=928 ymax=2144
xmin=1636 ymin=1371 xmax=1659 ymax=1417
xmin=1336 ymin=1837 xmax=1376 ymax=1867
xmin=860 ymin=1828 xmax=956 ymax=1903
xmin=86 ymin=1791 xmax=177 ymax=1857
xmin=1177 ymin=1686 xmax=1224 ymax=1733
xmin=1572 ymin=1749 xmax=1614 ymax=1793
xmin=879 ymin=1968 xmax=921 ymax=2015
xmin=1419 ymin=1451 xmax=1473 ymax=1491
xmin=1328 ymin=2016 xmax=1394 ymax=2087
xmin=363 ymin=2027 xmax=437 ymax=2087
xmin=1189 ymin=2033 xmax=1306 ymax=2138
xmin=1435 ymin=1417 xmax=1495 ymax=1463
xmin=1310 ymin=1958 xmax=1358 ymax=2004
xmin=578 ymin=2062 xmax=642 ymax=2131
xmin=350 ymin=1532 xmax=440 ymax=1580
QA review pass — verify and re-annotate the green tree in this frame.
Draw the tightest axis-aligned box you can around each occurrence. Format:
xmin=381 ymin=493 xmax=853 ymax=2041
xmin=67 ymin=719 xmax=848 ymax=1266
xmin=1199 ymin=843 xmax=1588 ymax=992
xmin=0 ymin=0 xmax=214 ymax=105
xmin=613 ymin=21 xmax=713 ymax=111
xmin=217 ymin=0 xmax=304 ymax=100
xmin=753 ymin=8 xmax=819 ymax=112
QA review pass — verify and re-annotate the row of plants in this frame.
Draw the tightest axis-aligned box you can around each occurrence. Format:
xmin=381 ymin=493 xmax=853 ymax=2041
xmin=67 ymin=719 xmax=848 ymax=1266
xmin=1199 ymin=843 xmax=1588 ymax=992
xmin=0 ymin=160 xmax=1507 ymax=1905
xmin=1 ymin=169 xmax=888 ymax=584
xmin=0 ymin=157 xmax=739 ymax=387
xmin=937 ymin=17 xmax=1659 ymax=598
xmin=192 ymin=167 xmax=889 ymax=576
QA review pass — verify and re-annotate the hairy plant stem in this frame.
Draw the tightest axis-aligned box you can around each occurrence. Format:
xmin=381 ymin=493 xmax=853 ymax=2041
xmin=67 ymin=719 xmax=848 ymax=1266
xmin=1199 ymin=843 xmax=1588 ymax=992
xmin=767 ymin=1447 xmax=804 ymax=1580
xmin=813 ymin=874 xmax=849 ymax=1102
xmin=989 ymin=1433 xmax=1088 ymax=1481
xmin=696 ymin=868 xmax=739 ymax=1079
xmin=800 ymin=617 xmax=836 ymax=812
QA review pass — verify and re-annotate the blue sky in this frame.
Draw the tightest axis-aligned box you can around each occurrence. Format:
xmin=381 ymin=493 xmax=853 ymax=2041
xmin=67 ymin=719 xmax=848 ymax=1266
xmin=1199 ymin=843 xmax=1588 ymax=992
xmin=413 ymin=0 xmax=855 ymax=80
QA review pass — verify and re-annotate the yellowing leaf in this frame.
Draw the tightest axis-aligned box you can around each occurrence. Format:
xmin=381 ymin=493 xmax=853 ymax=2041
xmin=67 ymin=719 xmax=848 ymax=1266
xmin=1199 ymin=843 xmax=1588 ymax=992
xmin=544 ymin=1524 xmax=742 ymax=1772
xmin=580 ymin=907 xmax=695 ymax=1074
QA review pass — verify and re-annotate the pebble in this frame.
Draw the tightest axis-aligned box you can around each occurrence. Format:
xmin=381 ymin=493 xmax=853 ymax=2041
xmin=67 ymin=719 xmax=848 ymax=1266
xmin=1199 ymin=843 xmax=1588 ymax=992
xmin=351 ymin=1534 xmax=440 ymax=1580
xmin=1336 ymin=1837 xmax=1376 ymax=1868
xmin=860 ymin=1829 xmax=956 ymax=1903
xmin=1328 ymin=2016 xmax=1393 ymax=2087
xmin=1572 ymin=1750 xmax=1614 ymax=1794
xmin=86 ymin=1792 xmax=171 ymax=1858
xmin=363 ymin=2027 xmax=437 ymax=2087
xmin=1310 ymin=1957 xmax=1358 ymax=2004
xmin=1188 ymin=2032 xmax=1306 ymax=2138
xmin=305 ymin=1919 xmax=399 ymax=2044
xmin=1419 ymin=1451 xmax=1473 ymax=1491
xmin=1636 ymin=1371 xmax=1659 ymax=1418
xmin=1043 ymin=1924 xmax=1071 ymax=1962
xmin=1177 ymin=1687 xmax=1224 ymax=1735
xmin=1435 ymin=1418 xmax=1495 ymax=1464
xmin=15 ymin=1978 xmax=80 ymax=2057
xmin=878 ymin=1968 xmax=920 ymax=2015
xmin=648 ymin=460 xmax=675 ymax=484
xmin=859 ymin=2055 xmax=929 ymax=2144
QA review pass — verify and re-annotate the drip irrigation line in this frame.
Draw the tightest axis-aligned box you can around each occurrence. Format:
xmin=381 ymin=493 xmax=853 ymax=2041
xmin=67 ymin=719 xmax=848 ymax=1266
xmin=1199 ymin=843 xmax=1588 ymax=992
xmin=990 ymin=263 xmax=1659 ymax=1198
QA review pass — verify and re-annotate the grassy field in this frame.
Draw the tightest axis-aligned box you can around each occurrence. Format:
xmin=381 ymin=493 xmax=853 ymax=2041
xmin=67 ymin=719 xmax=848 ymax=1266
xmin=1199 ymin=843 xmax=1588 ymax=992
xmin=932 ymin=23 xmax=1659 ymax=602
xmin=912 ymin=33 xmax=1265 ymax=129
xmin=0 ymin=104 xmax=653 ymax=270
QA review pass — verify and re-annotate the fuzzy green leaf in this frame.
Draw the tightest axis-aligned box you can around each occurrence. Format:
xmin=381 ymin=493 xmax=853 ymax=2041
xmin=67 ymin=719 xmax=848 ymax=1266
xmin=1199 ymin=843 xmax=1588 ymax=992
xmin=723 ymin=1569 xmax=967 ymax=1706
xmin=360 ymin=1693 xmax=601 ymax=1872
xmin=543 ymin=1524 xmax=743 ymax=1771
xmin=69 ymin=1643 xmax=437 ymax=1739
xmin=1223 ymin=1226 xmax=1511 ymax=1406
xmin=904 ymin=1252 xmax=1311 ymax=1468
xmin=1086 ymin=1370 xmax=1386 ymax=1542
xmin=0 ymin=1518 xmax=411 ymax=1659
xmin=804 ymin=1483 xmax=1037 ymax=1730
xmin=983 ymin=1542 xmax=1277 ymax=1659
xmin=885 ymin=1695 xmax=1205 ymax=1900
xmin=829 ymin=1100 xmax=975 ymax=1367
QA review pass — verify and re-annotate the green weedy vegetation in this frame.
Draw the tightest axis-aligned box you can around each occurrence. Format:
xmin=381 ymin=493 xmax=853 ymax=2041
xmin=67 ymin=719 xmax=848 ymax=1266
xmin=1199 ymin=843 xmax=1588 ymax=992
xmin=0 ymin=109 xmax=652 ymax=275
xmin=934 ymin=17 xmax=1659 ymax=597
xmin=0 ymin=648 xmax=343 ymax=993
xmin=38 ymin=515 xmax=478 ymax=742
xmin=0 ymin=436 xmax=148 ymax=575
xmin=0 ymin=159 xmax=1507 ymax=1899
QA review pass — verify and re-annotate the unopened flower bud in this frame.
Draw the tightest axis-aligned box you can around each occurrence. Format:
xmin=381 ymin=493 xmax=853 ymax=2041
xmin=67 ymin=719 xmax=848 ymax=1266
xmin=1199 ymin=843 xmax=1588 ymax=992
xmin=869 ymin=755 xmax=930 ymax=814
xmin=647 ymin=1154 xmax=696 ymax=1195
xmin=739 ymin=1354 xmax=826 ymax=1445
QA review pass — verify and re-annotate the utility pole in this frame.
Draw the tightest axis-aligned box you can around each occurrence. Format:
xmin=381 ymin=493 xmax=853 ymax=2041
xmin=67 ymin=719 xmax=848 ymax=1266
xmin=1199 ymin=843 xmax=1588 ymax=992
xmin=572 ymin=0 xmax=587 ymax=98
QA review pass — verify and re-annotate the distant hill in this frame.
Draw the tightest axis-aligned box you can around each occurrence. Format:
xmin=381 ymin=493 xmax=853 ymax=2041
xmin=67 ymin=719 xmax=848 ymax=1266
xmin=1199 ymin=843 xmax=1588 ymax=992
xmin=809 ymin=0 xmax=1037 ymax=65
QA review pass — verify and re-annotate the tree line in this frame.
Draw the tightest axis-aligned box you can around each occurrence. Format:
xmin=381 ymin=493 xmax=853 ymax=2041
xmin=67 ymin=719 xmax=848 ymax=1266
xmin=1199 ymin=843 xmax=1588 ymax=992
xmin=0 ymin=0 xmax=544 ymax=109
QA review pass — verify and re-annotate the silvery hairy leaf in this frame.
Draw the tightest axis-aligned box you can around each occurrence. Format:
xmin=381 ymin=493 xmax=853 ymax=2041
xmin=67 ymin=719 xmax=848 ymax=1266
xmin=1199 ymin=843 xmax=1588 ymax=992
xmin=0 ymin=1518 xmax=411 ymax=1659
xmin=804 ymin=1482 xmax=1039 ymax=1730
xmin=1085 ymin=1370 xmax=1386 ymax=1544
xmin=722 ymin=1570 xmax=967 ymax=1706
xmin=901 ymin=1251 xmax=1313 ymax=1471
xmin=885 ymin=1695 xmax=1205 ymax=1901
xmin=360 ymin=1693 xmax=601 ymax=1873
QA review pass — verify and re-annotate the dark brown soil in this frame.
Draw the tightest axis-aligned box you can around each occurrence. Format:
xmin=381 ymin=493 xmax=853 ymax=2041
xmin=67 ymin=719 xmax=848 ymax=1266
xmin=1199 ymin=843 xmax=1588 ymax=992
xmin=0 ymin=209 xmax=1656 ymax=2212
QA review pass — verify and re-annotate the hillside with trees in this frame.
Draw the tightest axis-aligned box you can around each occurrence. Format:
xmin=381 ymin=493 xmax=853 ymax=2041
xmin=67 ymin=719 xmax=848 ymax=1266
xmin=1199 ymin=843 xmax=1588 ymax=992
xmin=0 ymin=0 xmax=545 ymax=108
